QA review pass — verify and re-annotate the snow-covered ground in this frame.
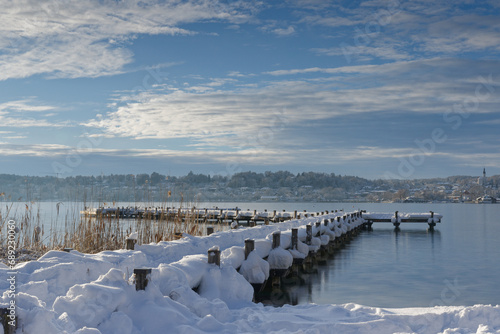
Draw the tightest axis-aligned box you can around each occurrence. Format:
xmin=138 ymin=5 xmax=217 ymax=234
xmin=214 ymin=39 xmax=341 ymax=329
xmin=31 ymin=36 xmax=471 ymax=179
xmin=1 ymin=213 xmax=499 ymax=334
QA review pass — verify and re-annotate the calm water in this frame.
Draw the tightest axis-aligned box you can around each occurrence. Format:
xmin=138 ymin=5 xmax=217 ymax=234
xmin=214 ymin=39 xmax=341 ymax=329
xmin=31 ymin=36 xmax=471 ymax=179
xmin=269 ymin=202 xmax=500 ymax=308
xmin=3 ymin=201 xmax=499 ymax=307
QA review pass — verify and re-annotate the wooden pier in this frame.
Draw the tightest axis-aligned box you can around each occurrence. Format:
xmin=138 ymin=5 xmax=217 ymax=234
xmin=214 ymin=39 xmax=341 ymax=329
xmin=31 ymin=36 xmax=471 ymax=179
xmin=81 ymin=206 xmax=325 ymax=225
xmin=362 ymin=211 xmax=442 ymax=229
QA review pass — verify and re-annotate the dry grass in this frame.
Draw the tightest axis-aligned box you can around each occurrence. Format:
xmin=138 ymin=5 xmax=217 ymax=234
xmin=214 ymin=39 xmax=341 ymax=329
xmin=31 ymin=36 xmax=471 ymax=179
xmin=0 ymin=193 xmax=212 ymax=261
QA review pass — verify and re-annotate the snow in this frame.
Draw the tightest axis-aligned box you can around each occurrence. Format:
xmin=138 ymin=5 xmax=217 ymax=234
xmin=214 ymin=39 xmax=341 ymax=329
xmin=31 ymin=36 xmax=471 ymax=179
xmin=238 ymin=250 xmax=269 ymax=284
xmin=1 ymin=211 xmax=499 ymax=333
xmin=267 ymin=247 xmax=293 ymax=270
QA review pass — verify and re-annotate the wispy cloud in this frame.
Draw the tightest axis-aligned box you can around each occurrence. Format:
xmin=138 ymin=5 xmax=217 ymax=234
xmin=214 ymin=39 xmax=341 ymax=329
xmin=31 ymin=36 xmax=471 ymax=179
xmin=0 ymin=0 xmax=258 ymax=80
xmin=85 ymin=57 xmax=500 ymax=157
xmin=0 ymin=99 xmax=65 ymax=128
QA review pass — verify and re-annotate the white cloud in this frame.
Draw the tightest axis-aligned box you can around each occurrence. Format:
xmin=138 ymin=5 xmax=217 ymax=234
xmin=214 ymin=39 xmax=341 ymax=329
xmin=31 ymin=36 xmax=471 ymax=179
xmin=0 ymin=0 xmax=257 ymax=80
xmin=82 ymin=58 xmax=500 ymax=158
xmin=273 ymin=26 xmax=296 ymax=36
xmin=0 ymin=99 xmax=65 ymax=127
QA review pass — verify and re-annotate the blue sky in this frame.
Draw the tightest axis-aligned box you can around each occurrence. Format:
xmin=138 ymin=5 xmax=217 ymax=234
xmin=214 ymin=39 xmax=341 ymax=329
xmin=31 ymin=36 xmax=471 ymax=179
xmin=1 ymin=0 xmax=499 ymax=179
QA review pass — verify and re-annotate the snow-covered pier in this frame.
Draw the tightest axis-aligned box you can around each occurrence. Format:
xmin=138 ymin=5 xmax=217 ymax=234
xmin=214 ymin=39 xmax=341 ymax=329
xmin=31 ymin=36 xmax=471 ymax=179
xmin=81 ymin=206 xmax=314 ymax=224
xmin=2 ymin=209 xmax=459 ymax=333
xmin=363 ymin=211 xmax=442 ymax=229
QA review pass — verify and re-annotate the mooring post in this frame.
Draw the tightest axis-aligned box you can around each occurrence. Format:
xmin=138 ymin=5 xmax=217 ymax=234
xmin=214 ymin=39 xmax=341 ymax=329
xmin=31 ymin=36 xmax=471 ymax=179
xmin=126 ymin=238 xmax=136 ymax=250
xmin=207 ymin=226 xmax=214 ymax=236
xmin=394 ymin=211 xmax=400 ymax=228
xmin=63 ymin=248 xmax=73 ymax=252
xmin=324 ymin=219 xmax=329 ymax=226
xmin=429 ymin=211 xmax=436 ymax=229
xmin=272 ymin=231 xmax=281 ymax=249
xmin=306 ymin=224 xmax=312 ymax=245
xmin=207 ymin=246 xmax=220 ymax=267
xmin=134 ymin=268 xmax=152 ymax=291
xmin=315 ymin=221 xmax=321 ymax=237
xmin=291 ymin=228 xmax=298 ymax=250
xmin=244 ymin=239 xmax=254 ymax=259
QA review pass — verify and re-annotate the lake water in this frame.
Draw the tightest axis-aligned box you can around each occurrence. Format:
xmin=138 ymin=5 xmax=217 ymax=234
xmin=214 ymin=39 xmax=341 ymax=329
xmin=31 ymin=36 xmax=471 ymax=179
xmin=2 ymin=201 xmax=499 ymax=308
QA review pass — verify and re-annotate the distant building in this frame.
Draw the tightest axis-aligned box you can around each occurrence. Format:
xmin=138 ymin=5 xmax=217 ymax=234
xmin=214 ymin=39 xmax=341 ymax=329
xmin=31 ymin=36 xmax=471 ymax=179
xmin=461 ymin=190 xmax=472 ymax=202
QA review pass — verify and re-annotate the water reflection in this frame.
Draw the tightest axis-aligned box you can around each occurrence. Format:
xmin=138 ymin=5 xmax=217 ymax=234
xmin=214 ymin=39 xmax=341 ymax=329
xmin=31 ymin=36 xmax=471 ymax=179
xmin=256 ymin=227 xmax=444 ymax=307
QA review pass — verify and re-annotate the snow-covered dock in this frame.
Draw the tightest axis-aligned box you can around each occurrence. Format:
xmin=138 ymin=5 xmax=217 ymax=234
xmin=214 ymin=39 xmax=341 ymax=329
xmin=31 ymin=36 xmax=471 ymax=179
xmin=4 ymin=210 xmax=480 ymax=334
xmin=81 ymin=206 xmax=316 ymax=224
xmin=362 ymin=211 xmax=442 ymax=229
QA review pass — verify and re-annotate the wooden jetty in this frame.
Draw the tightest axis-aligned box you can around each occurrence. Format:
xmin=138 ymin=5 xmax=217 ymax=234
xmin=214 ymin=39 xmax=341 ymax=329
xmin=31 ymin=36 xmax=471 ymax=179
xmin=362 ymin=210 xmax=442 ymax=229
xmin=81 ymin=206 xmax=322 ymax=225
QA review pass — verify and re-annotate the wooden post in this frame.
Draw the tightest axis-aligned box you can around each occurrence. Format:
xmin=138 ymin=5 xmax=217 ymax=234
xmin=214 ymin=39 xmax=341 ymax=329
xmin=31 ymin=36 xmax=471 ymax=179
xmin=207 ymin=226 xmax=214 ymax=235
xmin=63 ymin=248 xmax=73 ymax=252
xmin=272 ymin=231 xmax=281 ymax=249
xmin=244 ymin=239 xmax=254 ymax=259
xmin=324 ymin=219 xmax=329 ymax=226
xmin=1 ymin=307 xmax=16 ymax=334
xmin=291 ymin=228 xmax=298 ymax=250
xmin=126 ymin=238 xmax=136 ymax=250
xmin=315 ymin=221 xmax=321 ymax=236
xmin=306 ymin=225 xmax=312 ymax=245
xmin=294 ymin=210 xmax=297 ymax=219
xmin=134 ymin=268 xmax=152 ymax=291
xmin=429 ymin=211 xmax=436 ymax=229
xmin=208 ymin=246 xmax=220 ymax=267
xmin=394 ymin=211 xmax=400 ymax=228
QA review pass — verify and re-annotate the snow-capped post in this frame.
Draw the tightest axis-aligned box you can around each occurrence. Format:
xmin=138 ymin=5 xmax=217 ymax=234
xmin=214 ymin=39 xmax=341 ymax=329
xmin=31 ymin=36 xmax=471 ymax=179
xmin=207 ymin=226 xmax=214 ymax=235
xmin=244 ymin=239 xmax=254 ymax=259
xmin=315 ymin=221 xmax=321 ymax=237
xmin=1 ymin=307 xmax=16 ymax=334
xmin=63 ymin=248 xmax=73 ymax=252
xmin=126 ymin=239 xmax=136 ymax=250
xmin=272 ymin=231 xmax=281 ymax=249
xmin=323 ymin=219 xmax=328 ymax=226
xmin=291 ymin=228 xmax=298 ymax=250
xmin=134 ymin=268 xmax=152 ymax=291
xmin=207 ymin=246 xmax=220 ymax=267
xmin=306 ymin=224 xmax=312 ymax=245
xmin=126 ymin=232 xmax=138 ymax=250
xmin=294 ymin=210 xmax=297 ymax=219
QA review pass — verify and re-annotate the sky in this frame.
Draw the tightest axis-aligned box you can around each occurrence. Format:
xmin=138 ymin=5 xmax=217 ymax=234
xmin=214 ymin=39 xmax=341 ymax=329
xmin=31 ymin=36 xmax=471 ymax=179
xmin=0 ymin=0 xmax=499 ymax=180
